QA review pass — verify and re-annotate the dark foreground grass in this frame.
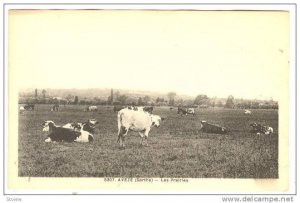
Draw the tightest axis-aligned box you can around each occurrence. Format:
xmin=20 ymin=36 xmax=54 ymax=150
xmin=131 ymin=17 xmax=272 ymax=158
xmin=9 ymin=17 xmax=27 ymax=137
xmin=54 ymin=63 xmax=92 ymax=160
xmin=18 ymin=105 xmax=278 ymax=178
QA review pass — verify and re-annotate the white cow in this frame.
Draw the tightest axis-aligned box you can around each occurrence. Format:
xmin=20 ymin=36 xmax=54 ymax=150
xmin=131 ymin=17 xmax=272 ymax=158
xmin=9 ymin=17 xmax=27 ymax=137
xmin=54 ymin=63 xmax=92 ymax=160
xmin=19 ymin=106 xmax=25 ymax=114
xmin=86 ymin=106 xmax=98 ymax=112
xmin=244 ymin=110 xmax=252 ymax=114
xmin=117 ymin=108 xmax=164 ymax=148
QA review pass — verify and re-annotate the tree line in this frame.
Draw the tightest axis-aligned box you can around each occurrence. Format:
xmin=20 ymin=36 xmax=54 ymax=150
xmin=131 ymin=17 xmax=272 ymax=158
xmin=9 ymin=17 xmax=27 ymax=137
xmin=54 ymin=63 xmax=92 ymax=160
xmin=19 ymin=89 xmax=278 ymax=109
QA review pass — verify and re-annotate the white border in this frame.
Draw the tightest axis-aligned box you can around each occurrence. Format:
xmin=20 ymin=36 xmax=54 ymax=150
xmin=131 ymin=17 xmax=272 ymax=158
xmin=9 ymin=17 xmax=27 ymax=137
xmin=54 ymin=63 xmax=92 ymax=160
xmin=1 ymin=1 xmax=297 ymax=199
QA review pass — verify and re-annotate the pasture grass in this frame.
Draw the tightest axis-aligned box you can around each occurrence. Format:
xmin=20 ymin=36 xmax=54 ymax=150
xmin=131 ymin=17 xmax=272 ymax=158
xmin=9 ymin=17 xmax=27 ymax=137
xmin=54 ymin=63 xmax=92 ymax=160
xmin=18 ymin=105 xmax=278 ymax=178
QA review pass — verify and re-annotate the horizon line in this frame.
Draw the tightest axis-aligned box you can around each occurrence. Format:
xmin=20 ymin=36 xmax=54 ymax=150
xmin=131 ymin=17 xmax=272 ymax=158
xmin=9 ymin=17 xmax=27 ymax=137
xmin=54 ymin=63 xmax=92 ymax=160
xmin=18 ymin=87 xmax=278 ymax=101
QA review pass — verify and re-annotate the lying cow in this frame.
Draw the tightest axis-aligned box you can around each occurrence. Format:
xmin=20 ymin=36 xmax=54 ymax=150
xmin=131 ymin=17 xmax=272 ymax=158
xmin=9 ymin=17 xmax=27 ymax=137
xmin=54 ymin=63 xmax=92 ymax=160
xmin=43 ymin=121 xmax=94 ymax=143
xmin=117 ymin=108 xmax=164 ymax=148
xmin=250 ymin=123 xmax=273 ymax=135
xmin=200 ymin=121 xmax=227 ymax=134
xmin=178 ymin=107 xmax=195 ymax=116
xmin=24 ymin=104 xmax=35 ymax=110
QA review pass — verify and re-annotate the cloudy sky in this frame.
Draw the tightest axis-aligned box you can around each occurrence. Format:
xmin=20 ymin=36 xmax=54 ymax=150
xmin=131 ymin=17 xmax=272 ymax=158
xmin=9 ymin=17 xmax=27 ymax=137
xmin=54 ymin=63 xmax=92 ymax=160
xmin=9 ymin=10 xmax=289 ymax=100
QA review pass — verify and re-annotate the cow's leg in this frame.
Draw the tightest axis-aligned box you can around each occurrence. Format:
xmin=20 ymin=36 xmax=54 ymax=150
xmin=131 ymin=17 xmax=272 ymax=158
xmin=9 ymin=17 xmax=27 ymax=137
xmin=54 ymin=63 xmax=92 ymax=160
xmin=121 ymin=135 xmax=126 ymax=148
xmin=118 ymin=126 xmax=128 ymax=148
xmin=117 ymin=126 xmax=123 ymax=144
xmin=144 ymin=128 xmax=151 ymax=146
xmin=139 ymin=132 xmax=145 ymax=145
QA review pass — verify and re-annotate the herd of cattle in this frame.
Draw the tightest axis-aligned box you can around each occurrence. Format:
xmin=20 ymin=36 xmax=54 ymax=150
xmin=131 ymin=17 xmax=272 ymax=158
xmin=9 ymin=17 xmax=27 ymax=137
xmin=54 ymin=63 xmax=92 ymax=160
xmin=20 ymin=104 xmax=274 ymax=147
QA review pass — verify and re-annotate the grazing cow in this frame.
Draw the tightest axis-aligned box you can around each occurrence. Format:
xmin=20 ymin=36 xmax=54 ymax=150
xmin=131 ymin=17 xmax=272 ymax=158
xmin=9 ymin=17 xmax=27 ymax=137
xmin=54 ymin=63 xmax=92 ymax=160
xmin=244 ymin=110 xmax=252 ymax=114
xmin=43 ymin=121 xmax=94 ymax=143
xmin=178 ymin=107 xmax=195 ymax=116
xmin=117 ymin=108 xmax=164 ymax=148
xmin=201 ymin=121 xmax=227 ymax=134
xmin=250 ymin=123 xmax=273 ymax=135
xmin=51 ymin=104 xmax=59 ymax=111
xmin=24 ymin=104 xmax=35 ymax=110
xmin=143 ymin=106 xmax=154 ymax=114
xmin=86 ymin=106 xmax=98 ymax=112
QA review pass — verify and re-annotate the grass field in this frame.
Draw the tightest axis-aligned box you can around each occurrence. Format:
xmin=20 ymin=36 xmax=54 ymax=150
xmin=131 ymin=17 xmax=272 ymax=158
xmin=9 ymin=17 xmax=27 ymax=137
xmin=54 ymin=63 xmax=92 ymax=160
xmin=18 ymin=105 xmax=278 ymax=178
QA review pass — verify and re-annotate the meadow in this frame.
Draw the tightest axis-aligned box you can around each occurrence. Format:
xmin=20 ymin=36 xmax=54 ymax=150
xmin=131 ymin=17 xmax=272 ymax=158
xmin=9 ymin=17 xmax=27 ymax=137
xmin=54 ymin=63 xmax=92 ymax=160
xmin=18 ymin=105 xmax=278 ymax=178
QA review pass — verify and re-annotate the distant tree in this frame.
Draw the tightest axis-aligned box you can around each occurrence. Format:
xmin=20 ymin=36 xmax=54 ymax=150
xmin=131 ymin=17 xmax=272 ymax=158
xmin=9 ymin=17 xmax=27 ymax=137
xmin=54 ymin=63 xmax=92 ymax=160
xmin=251 ymin=101 xmax=259 ymax=109
xmin=42 ymin=89 xmax=46 ymax=99
xmin=94 ymin=97 xmax=101 ymax=105
xmin=107 ymin=95 xmax=112 ymax=104
xmin=79 ymin=100 xmax=86 ymax=105
xmin=66 ymin=94 xmax=73 ymax=104
xmin=110 ymin=89 xmax=114 ymax=104
xmin=209 ymin=98 xmax=216 ymax=107
xmin=114 ymin=90 xmax=120 ymax=101
xmin=167 ymin=92 xmax=176 ymax=106
xmin=156 ymin=97 xmax=165 ymax=103
xmin=143 ymin=95 xmax=150 ymax=104
xmin=216 ymin=101 xmax=224 ymax=107
xmin=53 ymin=98 xmax=58 ymax=104
xmin=194 ymin=94 xmax=209 ymax=105
xmin=225 ymin=95 xmax=235 ymax=108
xmin=61 ymin=100 xmax=67 ymax=106
xmin=137 ymin=97 xmax=143 ymax=106
xmin=174 ymin=98 xmax=183 ymax=106
xmin=41 ymin=89 xmax=47 ymax=104
xmin=118 ymin=94 xmax=128 ymax=105
xmin=74 ymin=96 xmax=79 ymax=105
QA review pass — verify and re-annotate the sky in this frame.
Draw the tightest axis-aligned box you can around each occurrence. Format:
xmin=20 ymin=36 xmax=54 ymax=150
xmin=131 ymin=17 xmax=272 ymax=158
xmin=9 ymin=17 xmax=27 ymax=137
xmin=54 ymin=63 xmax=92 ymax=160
xmin=9 ymin=10 xmax=289 ymax=100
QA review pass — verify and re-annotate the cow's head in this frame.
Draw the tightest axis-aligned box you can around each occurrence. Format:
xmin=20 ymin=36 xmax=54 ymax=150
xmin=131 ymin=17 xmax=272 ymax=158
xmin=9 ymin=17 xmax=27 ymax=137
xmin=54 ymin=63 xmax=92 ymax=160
xmin=88 ymin=119 xmax=98 ymax=128
xmin=45 ymin=137 xmax=52 ymax=142
xmin=72 ymin=123 xmax=83 ymax=131
xmin=200 ymin=120 xmax=207 ymax=128
xmin=151 ymin=115 xmax=163 ymax=128
xmin=42 ymin=120 xmax=55 ymax=132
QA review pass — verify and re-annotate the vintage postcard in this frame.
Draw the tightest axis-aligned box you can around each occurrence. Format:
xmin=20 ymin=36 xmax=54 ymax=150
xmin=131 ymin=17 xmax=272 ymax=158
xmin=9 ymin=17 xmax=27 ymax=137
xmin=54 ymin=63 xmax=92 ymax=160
xmin=3 ymin=2 xmax=296 ymax=197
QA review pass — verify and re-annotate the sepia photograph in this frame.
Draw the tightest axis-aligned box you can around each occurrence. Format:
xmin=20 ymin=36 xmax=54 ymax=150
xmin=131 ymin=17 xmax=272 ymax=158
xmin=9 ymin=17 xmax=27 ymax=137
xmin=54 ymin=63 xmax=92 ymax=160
xmin=3 ymin=2 xmax=296 ymax=196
